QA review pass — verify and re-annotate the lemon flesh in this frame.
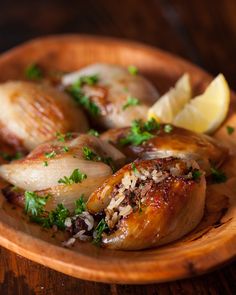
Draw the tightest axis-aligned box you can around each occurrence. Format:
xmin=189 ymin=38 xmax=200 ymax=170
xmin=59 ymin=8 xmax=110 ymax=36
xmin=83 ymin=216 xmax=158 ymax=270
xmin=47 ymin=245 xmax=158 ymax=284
xmin=148 ymin=74 xmax=191 ymax=123
xmin=173 ymin=74 xmax=230 ymax=134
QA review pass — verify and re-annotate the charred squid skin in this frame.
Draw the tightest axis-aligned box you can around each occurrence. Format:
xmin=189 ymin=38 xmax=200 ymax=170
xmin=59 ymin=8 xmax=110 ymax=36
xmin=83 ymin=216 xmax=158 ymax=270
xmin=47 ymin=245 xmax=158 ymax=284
xmin=87 ymin=157 xmax=206 ymax=250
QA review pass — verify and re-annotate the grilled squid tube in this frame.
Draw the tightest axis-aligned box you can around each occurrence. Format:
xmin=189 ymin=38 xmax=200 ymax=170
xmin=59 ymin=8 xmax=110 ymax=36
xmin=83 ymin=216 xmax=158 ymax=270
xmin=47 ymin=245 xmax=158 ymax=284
xmin=0 ymin=81 xmax=89 ymax=150
xmin=62 ymin=63 xmax=159 ymax=129
xmin=0 ymin=134 xmax=125 ymax=211
xmin=101 ymin=124 xmax=228 ymax=174
xmin=87 ymin=157 xmax=206 ymax=250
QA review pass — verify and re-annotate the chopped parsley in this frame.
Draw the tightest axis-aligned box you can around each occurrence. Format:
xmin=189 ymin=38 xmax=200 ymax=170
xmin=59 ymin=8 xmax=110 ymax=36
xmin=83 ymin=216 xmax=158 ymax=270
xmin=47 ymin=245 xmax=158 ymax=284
xmin=24 ymin=191 xmax=49 ymax=216
xmin=0 ymin=151 xmax=23 ymax=161
xmin=119 ymin=119 xmax=160 ymax=146
xmin=43 ymin=161 xmax=48 ymax=167
xmin=128 ymin=65 xmax=138 ymax=75
xmin=82 ymin=147 xmax=115 ymax=172
xmin=93 ymin=218 xmax=108 ymax=245
xmin=75 ymin=195 xmax=86 ymax=215
xmin=44 ymin=151 xmax=56 ymax=159
xmin=83 ymin=147 xmax=98 ymax=161
xmin=25 ymin=63 xmax=43 ymax=80
xmin=88 ymin=129 xmax=100 ymax=137
xmin=68 ymin=75 xmax=100 ymax=116
xmin=62 ymin=146 xmax=69 ymax=152
xmin=58 ymin=168 xmax=87 ymax=185
xmin=55 ymin=131 xmax=72 ymax=142
xmin=122 ymin=96 xmax=140 ymax=110
xmin=46 ymin=204 xmax=70 ymax=230
xmin=226 ymin=126 xmax=234 ymax=135
xmin=164 ymin=124 xmax=173 ymax=133
xmin=131 ymin=163 xmax=138 ymax=173
xmin=192 ymin=169 xmax=202 ymax=181
xmin=210 ymin=167 xmax=227 ymax=183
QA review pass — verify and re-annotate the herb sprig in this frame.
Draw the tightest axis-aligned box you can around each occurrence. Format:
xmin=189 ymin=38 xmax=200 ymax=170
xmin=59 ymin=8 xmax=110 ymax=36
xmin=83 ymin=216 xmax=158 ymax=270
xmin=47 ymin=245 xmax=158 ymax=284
xmin=25 ymin=63 xmax=43 ymax=80
xmin=58 ymin=168 xmax=87 ymax=185
xmin=93 ymin=218 xmax=108 ymax=245
xmin=122 ymin=96 xmax=140 ymax=110
xmin=82 ymin=147 xmax=115 ymax=172
xmin=119 ymin=119 xmax=159 ymax=146
xmin=68 ymin=75 xmax=100 ymax=116
xmin=210 ymin=167 xmax=227 ymax=183
xmin=226 ymin=126 xmax=234 ymax=135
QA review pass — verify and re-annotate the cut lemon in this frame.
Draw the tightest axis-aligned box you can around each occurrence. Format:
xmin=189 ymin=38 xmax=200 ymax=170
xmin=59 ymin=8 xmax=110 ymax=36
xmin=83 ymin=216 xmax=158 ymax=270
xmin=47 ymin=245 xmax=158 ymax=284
xmin=173 ymin=74 xmax=230 ymax=134
xmin=148 ymin=73 xmax=191 ymax=122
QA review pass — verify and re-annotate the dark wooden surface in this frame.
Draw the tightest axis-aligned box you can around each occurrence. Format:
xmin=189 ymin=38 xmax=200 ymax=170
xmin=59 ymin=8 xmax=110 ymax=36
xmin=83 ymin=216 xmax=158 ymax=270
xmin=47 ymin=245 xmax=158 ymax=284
xmin=0 ymin=0 xmax=236 ymax=294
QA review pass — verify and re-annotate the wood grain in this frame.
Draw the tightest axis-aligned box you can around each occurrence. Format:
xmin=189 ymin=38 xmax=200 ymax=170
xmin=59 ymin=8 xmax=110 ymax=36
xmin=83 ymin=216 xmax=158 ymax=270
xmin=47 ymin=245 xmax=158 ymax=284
xmin=0 ymin=0 xmax=235 ymax=293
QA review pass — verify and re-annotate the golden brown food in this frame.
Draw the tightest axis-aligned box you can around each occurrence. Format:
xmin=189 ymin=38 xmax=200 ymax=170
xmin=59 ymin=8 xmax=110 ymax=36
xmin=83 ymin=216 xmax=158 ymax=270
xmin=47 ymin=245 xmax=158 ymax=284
xmin=62 ymin=63 xmax=159 ymax=129
xmin=101 ymin=122 xmax=228 ymax=174
xmin=0 ymin=133 xmax=125 ymax=211
xmin=87 ymin=157 xmax=206 ymax=250
xmin=0 ymin=81 xmax=89 ymax=150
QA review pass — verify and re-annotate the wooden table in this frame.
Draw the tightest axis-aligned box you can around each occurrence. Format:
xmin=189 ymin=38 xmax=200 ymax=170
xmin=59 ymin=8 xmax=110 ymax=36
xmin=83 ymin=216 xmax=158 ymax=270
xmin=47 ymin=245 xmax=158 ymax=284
xmin=0 ymin=0 xmax=236 ymax=294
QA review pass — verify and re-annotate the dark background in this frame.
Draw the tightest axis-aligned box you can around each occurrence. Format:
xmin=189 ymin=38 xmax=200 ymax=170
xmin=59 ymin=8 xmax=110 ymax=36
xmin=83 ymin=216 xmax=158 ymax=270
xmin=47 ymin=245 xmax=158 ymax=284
xmin=0 ymin=0 xmax=236 ymax=294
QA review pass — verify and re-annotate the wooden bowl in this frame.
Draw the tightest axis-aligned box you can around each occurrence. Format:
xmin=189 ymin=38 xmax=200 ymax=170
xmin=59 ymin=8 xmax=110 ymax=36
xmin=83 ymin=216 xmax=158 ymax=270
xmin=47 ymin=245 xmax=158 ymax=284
xmin=0 ymin=35 xmax=235 ymax=284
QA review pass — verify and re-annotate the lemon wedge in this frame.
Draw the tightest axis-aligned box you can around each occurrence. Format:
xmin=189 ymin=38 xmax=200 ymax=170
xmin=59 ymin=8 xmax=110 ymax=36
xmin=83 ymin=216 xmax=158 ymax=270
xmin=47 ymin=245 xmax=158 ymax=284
xmin=173 ymin=74 xmax=230 ymax=134
xmin=148 ymin=74 xmax=191 ymax=122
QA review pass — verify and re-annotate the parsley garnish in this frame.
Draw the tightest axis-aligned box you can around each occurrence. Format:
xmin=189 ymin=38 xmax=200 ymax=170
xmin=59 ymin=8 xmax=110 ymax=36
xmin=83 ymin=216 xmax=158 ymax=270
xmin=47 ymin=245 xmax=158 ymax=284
xmin=55 ymin=132 xmax=72 ymax=142
xmin=120 ymin=119 xmax=160 ymax=146
xmin=131 ymin=163 xmax=138 ymax=173
xmin=75 ymin=195 xmax=86 ymax=214
xmin=25 ymin=191 xmax=49 ymax=216
xmin=83 ymin=147 xmax=98 ymax=161
xmin=82 ymin=147 xmax=115 ymax=172
xmin=122 ymin=96 xmax=140 ymax=110
xmin=47 ymin=204 xmax=70 ymax=230
xmin=68 ymin=75 xmax=100 ymax=116
xmin=93 ymin=218 xmax=108 ymax=245
xmin=62 ymin=146 xmax=69 ymax=152
xmin=192 ymin=169 xmax=202 ymax=181
xmin=128 ymin=65 xmax=138 ymax=75
xmin=88 ymin=129 xmax=100 ymax=137
xmin=43 ymin=161 xmax=48 ymax=167
xmin=210 ymin=167 xmax=227 ymax=183
xmin=0 ymin=151 xmax=23 ymax=161
xmin=25 ymin=63 xmax=43 ymax=80
xmin=58 ymin=168 xmax=87 ymax=185
xmin=45 ymin=151 xmax=56 ymax=159
xmin=226 ymin=126 xmax=234 ymax=135
xmin=144 ymin=118 xmax=160 ymax=131
xmin=164 ymin=124 xmax=173 ymax=133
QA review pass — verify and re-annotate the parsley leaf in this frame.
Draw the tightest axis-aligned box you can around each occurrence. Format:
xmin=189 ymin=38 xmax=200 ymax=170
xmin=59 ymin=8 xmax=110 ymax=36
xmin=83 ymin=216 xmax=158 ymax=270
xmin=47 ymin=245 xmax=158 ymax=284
xmin=122 ymin=96 xmax=140 ymax=110
xmin=83 ymin=147 xmax=115 ymax=172
xmin=0 ymin=151 xmax=23 ymax=161
xmin=25 ymin=63 xmax=43 ymax=80
xmin=47 ymin=204 xmax=70 ymax=230
xmin=88 ymin=129 xmax=100 ymax=137
xmin=24 ymin=191 xmax=49 ymax=216
xmin=93 ymin=218 xmax=108 ymax=245
xmin=192 ymin=169 xmax=202 ymax=181
xmin=75 ymin=195 xmax=86 ymax=215
xmin=45 ymin=151 xmax=56 ymax=159
xmin=43 ymin=161 xmax=48 ymax=167
xmin=120 ymin=119 xmax=160 ymax=146
xmin=226 ymin=126 xmax=234 ymax=135
xmin=68 ymin=75 xmax=100 ymax=116
xmin=128 ymin=65 xmax=138 ymax=75
xmin=58 ymin=168 xmax=87 ymax=185
xmin=62 ymin=146 xmax=69 ymax=152
xmin=131 ymin=163 xmax=138 ymax=173
xmin=164 ymin=124 xmax=173 ymax=133
xmin=210 ymin=167 xmax=227 ymax=183
xmin=55 ymin=132 xmax=72 ymax=142
xmin=83 ymin=147 xmax=98 ymax=161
